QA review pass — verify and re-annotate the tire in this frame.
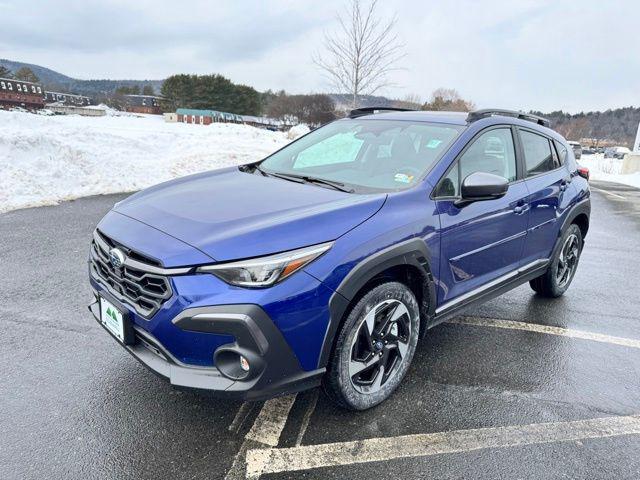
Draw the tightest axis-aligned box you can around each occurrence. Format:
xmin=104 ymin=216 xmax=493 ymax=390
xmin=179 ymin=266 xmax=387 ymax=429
xmin=529 ymin=223 xmax=583 ymax=298
xmin=323 ymin=281 xmax=420 ymax=410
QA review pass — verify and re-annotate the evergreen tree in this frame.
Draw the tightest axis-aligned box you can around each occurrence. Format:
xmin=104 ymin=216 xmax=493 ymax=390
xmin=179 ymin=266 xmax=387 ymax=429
xmin=14 ymin=67 xmax=40 ymax=83
xmin=161 ymin=73 xmax=261 ymax=115
xmin=142 ymin=85 xmax=155 ymax=96
xmin=0 ymin=65 xmax=12 ymax=78
xmin=115 ymin=85 xmax=141 ymax=95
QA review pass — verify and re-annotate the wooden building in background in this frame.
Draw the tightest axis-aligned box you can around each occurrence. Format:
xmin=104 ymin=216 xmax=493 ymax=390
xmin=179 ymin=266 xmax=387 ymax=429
xmin=124 ymin=95 xmax=163 ymax=115
xmin=0 ymin=77 xmax=45 ymax=110
xmin=176 ymin=108 xmax=243 ymax=125
xmin=44 ymin=91 xmax=92 ymax=107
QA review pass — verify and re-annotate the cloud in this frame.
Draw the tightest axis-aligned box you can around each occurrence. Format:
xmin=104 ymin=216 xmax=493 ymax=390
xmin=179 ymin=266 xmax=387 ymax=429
xmin=1 ymin=0 xmax=637 ymax=112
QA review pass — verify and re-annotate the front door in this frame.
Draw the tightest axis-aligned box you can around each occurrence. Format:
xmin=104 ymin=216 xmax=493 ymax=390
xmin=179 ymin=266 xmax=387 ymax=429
xmin=434 ymin=126 xmax=529 ymax=306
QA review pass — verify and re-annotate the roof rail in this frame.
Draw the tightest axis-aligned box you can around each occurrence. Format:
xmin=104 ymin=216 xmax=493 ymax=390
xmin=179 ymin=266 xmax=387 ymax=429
xmin=467 ymin=109 xmax=550 ymax=127
xmin=349 ymin=106 xmax=415 ymax=118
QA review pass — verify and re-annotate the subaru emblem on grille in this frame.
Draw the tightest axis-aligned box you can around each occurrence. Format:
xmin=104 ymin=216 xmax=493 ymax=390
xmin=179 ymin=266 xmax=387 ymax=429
xmin=108 ymin=248 xmax=126 ymax=268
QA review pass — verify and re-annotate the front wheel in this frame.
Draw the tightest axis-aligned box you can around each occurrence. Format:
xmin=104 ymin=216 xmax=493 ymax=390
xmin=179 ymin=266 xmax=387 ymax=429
xmin=323 ymin=282 xmax=420 ymax=410
xmin=530 ymin=224 xmax=583 ymax=298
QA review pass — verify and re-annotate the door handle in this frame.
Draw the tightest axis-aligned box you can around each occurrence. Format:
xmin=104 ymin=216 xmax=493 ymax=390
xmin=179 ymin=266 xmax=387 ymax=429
xmin=514 ymin=205 xmax=527 ymax=214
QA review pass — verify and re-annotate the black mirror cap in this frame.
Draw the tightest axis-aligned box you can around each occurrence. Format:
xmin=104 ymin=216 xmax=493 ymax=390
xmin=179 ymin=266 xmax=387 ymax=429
xmin=457 ymin=172 xmax=508 ymax=205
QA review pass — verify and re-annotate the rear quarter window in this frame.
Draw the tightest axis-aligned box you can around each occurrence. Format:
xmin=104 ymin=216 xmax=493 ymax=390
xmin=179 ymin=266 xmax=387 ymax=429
xmin=521 ymin=130 xmax=558 ymax=176
xmin=553 ymin=140 xmax=568 ymax=165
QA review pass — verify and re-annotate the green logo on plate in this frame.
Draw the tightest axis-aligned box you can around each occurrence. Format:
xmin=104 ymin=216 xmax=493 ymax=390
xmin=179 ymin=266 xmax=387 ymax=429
xmin=106 ymin=307 xmax=118 ymax=322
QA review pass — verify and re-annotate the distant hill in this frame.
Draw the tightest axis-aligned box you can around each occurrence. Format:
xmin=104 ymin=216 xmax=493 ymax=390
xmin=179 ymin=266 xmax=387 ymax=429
xmin=2 ymin=59 xmax=637 ymax=145
xmin=533 ymin=108 xmax=640 ymax=147
xmin=0 ymin=59 xmax=163 ymax=98
xmin=0 ymin=58 xmax=75 ymax=85
xmin=328 ymin=93 xmax=397 ymax=112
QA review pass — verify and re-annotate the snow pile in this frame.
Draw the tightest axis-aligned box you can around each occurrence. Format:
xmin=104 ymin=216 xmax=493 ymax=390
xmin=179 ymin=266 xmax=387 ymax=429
xmin=0 ymin=111 xmax=290 ymax=213
xmin=287 ymin=123 xmax=310 ymax=140
xmin=84 ymin=103 xmax=137 ymax=116
xmin=579 ymin=154 xmax=640 ymax=189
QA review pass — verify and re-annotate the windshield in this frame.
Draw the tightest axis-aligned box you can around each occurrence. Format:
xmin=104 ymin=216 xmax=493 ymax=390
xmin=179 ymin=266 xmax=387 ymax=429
xmin=259 ymin=119 xmax=463 ymax=192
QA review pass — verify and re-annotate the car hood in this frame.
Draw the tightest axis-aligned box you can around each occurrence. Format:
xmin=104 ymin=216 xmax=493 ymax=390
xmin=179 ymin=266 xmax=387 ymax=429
xmin=113 ymin=167 xmax=386 ymax=263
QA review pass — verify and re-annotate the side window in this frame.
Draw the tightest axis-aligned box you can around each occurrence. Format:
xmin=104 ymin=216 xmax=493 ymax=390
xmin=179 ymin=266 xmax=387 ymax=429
xmin=521 ymin=130 xmax=556 ymax=176
xmin=17 ymin=84 xmax=22 ymax=92
xmin=553 ymin=140 xmax=568 ymax=165
xmin=1 ymin=81 xmax=5 ymax=89
xmin=435 ymin=128 xmax=516 ymax=197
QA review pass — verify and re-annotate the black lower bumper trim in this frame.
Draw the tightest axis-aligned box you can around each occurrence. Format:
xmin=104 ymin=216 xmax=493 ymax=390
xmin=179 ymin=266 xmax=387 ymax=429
xmin=88 ymin=298 xmax=324 ymax=401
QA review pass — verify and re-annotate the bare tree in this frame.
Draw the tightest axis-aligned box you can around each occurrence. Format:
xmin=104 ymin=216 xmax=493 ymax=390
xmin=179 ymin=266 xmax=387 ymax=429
xmin=392 ymin=93 xmax=422 ymax=110
xmin=314 ymin=0 xmax=404 ymax=108
xmin=422 ymin=88 xmax=475 ymax=112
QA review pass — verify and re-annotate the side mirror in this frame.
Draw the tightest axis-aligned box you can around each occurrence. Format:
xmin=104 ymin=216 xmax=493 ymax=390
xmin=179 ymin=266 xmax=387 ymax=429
xmin=455 ymin=172 xmax=508 ymax=206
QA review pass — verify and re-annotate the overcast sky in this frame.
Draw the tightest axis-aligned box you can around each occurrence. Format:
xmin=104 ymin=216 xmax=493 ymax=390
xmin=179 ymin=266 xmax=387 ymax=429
xmin=1 ymin=0 xmax=637 ymax=113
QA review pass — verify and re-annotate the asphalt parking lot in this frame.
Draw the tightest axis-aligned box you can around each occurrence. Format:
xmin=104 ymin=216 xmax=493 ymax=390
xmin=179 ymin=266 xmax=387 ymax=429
xmin=2 ymin=180 xmax=640 ymax=479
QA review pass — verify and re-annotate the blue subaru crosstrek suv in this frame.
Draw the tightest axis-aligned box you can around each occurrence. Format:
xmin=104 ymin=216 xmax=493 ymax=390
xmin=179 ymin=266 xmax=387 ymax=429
xmin=88 ymin=108 xmax=591 ymax=410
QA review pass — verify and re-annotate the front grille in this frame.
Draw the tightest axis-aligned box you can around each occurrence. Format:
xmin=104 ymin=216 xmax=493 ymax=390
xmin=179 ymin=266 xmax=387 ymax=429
xmin=89 ymin=230 xmax=172 ymax=319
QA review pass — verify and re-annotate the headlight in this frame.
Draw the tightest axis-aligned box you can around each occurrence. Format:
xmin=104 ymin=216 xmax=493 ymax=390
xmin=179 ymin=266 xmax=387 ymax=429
xmin=197 ymin=242 xmax=333 ymax=287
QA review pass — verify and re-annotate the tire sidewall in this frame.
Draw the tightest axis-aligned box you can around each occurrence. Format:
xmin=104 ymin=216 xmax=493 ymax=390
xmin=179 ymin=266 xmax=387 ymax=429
xmin=548 ymin=224 xmax=583 ymax=296
xmin=330 ymin=282 xmax=420 ymax=410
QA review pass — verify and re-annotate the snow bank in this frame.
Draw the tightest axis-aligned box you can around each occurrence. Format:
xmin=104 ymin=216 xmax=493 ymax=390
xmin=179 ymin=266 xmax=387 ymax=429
xmin=287 ymin=123 xmax=310 ymax=140
xmin=0 ymin=111 xmax=291 ymax=213
xmin=84 ymin=103 xmax=135 ymax=116
xmin=579 ymin=154 xmax=640 ymax=189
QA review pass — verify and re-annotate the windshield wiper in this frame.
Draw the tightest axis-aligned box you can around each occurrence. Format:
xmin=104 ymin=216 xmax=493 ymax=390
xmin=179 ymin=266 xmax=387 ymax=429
xmin=266 ymin=172 xmax=354 ymax=193
xmin=254 ymin=164 xmax=270 ymax=177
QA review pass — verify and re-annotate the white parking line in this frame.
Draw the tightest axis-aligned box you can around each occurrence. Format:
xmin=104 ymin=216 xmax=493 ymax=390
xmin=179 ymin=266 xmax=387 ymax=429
xmin=246 ymin=414 xmax=640 ymax=476
xmin=449 ymin=316 xmax=640 ymax=350
xmin=295 ymin=389 xmax=319 ymax=446
xmin=228 ymin=402 xmax=255 ymax=434
xmin=225 ymin=395 xmax=297 ymax=480
xmin=593 ymin=187 xmax=626 ymax=199
xmin=245 ymin=395 xmax=297 ymax=446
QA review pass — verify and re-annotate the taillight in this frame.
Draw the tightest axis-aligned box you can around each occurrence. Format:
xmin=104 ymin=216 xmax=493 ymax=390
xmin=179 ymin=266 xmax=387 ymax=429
xmin=577 ymin=166 xmax=590 ymax=181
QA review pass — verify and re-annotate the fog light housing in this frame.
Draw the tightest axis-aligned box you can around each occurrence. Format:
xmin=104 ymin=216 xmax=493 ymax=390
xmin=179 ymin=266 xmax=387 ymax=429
xmin=214 ymin=348 xmax=262 ymax=381
xmin=239 ymin=355 xmax=250 ymax=372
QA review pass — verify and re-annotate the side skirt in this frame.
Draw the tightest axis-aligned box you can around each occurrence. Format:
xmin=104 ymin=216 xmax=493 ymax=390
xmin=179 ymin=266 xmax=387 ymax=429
xmin=429 ymin=259 xmax=549 ymax=327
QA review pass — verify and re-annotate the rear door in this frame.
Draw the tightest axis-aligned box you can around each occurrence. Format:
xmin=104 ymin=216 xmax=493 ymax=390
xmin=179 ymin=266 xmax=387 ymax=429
xmin=518 ymin=128 xmax=574 ymax=264
xmin=434 ymin=126 xmax=529 ymax=305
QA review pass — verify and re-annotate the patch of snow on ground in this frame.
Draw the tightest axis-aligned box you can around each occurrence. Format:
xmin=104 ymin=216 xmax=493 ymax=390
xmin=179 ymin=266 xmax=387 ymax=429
xmin=0 ymin=110 xmax=291 ymax=213
xmin=579 ymin=154 xmax=640 ymax=189
xmin=287 ymin=123 xmax=310 ymax=139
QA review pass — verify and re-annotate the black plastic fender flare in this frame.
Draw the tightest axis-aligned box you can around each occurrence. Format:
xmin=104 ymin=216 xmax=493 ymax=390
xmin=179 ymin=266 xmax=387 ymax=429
xmin=558 ymin=196 xmax=590 ymax=239
xmin=543 ymin=196 xmax=591 ymax=276
xmin=317 ymin=237 xmax=436 ymax=368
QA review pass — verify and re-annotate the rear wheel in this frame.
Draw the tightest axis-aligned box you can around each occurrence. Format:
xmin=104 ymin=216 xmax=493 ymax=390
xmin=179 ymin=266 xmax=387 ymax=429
xmin=530 ymin=223 xmax=583 ymax=298
xmin=324 ymin=282 xmax=420 ymax=410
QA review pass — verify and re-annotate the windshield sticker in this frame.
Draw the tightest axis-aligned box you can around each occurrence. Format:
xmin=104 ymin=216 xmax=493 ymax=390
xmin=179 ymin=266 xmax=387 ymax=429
xmin=394 ymin=173 xmax=414 ymax=184
xmin=426 ymin=139 xmax=442 ymax=149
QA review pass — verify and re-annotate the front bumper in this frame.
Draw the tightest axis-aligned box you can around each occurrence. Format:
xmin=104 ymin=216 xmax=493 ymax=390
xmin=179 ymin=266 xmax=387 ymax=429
xmin=89 ymin=296 xmax=324 ymax=400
